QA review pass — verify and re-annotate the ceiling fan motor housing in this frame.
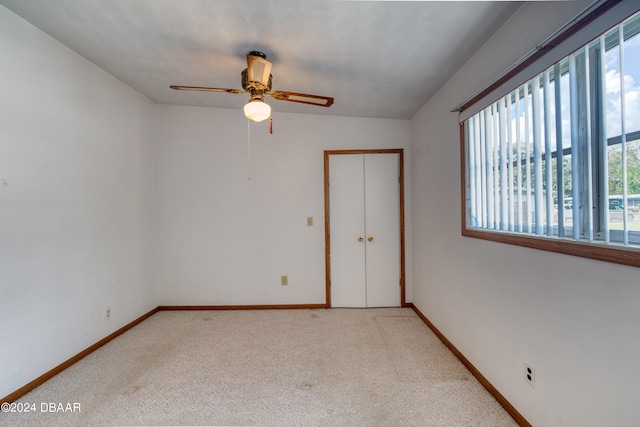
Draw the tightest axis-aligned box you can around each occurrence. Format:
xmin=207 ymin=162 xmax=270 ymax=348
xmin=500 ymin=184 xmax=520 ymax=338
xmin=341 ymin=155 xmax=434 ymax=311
xmin=243 ymin=51 xmax=271 ymax=88
xmin=242 ymin=68 xmax=272 ymax=94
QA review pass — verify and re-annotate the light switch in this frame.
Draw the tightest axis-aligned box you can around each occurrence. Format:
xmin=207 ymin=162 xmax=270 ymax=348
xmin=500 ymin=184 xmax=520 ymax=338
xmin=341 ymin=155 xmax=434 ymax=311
xmin=307 ymin=216 xmax=313 ymax=226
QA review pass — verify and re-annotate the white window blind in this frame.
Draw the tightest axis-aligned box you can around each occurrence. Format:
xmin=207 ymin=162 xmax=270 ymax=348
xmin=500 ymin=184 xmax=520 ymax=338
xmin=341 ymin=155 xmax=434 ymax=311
xmin=464 ymin=8 xmax=640 ymax=249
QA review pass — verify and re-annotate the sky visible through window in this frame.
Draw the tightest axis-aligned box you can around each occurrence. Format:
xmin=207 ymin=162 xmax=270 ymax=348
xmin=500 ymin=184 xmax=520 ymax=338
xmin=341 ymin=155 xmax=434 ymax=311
xmin=504 ymin=21 xmax=640 ymax=149
xmin=606 ymin=30 xmax=640 ymax=137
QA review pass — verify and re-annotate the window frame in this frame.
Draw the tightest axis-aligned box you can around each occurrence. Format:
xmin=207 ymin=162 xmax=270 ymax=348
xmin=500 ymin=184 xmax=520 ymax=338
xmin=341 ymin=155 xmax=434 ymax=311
xmin=459 ymin=1 xmax=640 ymax=269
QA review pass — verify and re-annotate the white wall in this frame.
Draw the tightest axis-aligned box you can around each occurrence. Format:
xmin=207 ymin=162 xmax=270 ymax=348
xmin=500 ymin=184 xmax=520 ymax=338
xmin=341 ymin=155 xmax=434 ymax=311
xmin=411 ymin=1 xmax=640 ymax=426
xmin=0 ymin=6 xmax=157 ymax=398
xmin=0 ymin=4 xmax=411 ymax=399
xmin=156 ymin=104 xmax=411 ymax=306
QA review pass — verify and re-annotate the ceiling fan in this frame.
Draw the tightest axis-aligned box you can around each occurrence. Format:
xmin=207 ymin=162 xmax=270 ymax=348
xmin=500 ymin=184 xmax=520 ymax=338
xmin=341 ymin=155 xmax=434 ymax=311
xmin=170 ymin=51 xmax=334 ymax=122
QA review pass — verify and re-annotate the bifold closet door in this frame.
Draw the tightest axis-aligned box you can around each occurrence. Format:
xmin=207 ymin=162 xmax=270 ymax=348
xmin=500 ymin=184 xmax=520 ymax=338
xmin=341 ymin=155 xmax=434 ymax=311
xmin=363 ymin=153 xmax=400 ymax=307
xmin=329 ymin=154 xmax=367 ymax=307
xmin=329 ymin=153 xmax=400 ymax=308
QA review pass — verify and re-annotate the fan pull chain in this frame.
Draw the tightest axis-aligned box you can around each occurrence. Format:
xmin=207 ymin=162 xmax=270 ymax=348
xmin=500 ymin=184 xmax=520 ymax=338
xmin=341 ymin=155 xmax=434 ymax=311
xmin=247 ymin=118 xmax=251 ymax=181
xmin=270 ymin=117 xmax=273 ymax=134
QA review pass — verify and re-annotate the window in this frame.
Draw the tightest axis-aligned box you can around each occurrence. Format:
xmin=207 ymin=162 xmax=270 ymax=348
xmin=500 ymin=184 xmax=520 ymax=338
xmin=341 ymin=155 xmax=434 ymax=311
xmin=462 ymin=4 xmax=640 ymax=268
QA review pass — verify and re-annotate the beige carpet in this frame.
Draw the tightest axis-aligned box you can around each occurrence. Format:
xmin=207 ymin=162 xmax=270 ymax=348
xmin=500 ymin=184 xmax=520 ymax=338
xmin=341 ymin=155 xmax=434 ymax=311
xmin=2 ymin=308 xmax=517 ymax=426
xmin=376 ymin=316 xmax=470 ymax=382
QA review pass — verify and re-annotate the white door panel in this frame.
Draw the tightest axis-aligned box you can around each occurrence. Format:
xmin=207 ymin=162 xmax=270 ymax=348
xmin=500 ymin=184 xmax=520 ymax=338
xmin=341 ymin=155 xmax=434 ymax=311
xmin=364 ymin=154 xmax=400 ymax=307
xmin=329 ymin=155 xmax=366 ymax=307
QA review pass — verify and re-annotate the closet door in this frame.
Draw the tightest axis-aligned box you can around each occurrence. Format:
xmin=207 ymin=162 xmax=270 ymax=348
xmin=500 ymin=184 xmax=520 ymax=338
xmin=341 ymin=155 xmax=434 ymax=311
xmin=328 ymin=152 xmax=400 ymax=308
xmin=364 ymin=153 xmax=400 ymax=307
xmin=329 ymin=154 xmax=367 ymax=307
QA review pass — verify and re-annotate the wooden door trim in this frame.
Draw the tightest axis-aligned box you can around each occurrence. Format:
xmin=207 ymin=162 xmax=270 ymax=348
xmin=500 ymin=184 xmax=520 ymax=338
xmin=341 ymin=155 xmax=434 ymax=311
xmin=324 ymin=149 xmax=407 ymax=308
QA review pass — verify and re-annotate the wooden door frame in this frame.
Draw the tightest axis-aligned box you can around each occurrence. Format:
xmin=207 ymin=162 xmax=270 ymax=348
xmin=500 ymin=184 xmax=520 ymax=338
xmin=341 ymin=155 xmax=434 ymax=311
xmin=324 ymin=149 xmax=407 ymax=308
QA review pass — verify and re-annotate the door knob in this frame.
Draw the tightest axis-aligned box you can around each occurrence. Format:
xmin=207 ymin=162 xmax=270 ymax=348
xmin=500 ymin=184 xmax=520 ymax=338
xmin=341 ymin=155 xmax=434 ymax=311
xmin=367 ymin=236 xmax=374 ymax=242
xmin=358 ymin=236 xmax=364 ymax=242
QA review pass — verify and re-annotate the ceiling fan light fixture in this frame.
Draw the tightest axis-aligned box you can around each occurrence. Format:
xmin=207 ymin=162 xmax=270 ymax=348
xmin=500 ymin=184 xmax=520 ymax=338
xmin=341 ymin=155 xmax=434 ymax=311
xmin=244 ymin=98 xmax=271 ymax=122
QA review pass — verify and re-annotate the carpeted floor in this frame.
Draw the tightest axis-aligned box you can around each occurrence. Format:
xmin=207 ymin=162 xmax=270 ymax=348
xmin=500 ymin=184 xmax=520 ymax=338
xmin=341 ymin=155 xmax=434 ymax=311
xmin=2 ymin=308 xmax=517 ymax=426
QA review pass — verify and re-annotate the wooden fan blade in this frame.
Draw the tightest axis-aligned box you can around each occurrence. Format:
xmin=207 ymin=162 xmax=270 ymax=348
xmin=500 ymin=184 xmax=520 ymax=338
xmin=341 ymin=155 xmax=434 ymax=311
xmin=268 ymin=91 xmax=334 ymax=107
xmin=170 ymin=85 xmax=244 ymax=94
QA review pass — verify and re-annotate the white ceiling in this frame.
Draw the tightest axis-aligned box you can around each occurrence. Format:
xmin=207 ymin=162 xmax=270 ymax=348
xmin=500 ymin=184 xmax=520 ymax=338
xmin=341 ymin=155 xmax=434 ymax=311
xmin=0 ymin=0 xmax=522 ymax=119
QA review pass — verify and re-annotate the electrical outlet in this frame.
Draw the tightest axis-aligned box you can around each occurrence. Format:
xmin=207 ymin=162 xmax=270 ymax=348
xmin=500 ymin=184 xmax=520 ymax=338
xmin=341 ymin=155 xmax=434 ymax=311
xmin=105 ymin=307 xmax=111 ymax=320
xmin=525 ymin=363 xmax=535 ymax=387
xmin=281 ymin=275 xmax=288 ymax=286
